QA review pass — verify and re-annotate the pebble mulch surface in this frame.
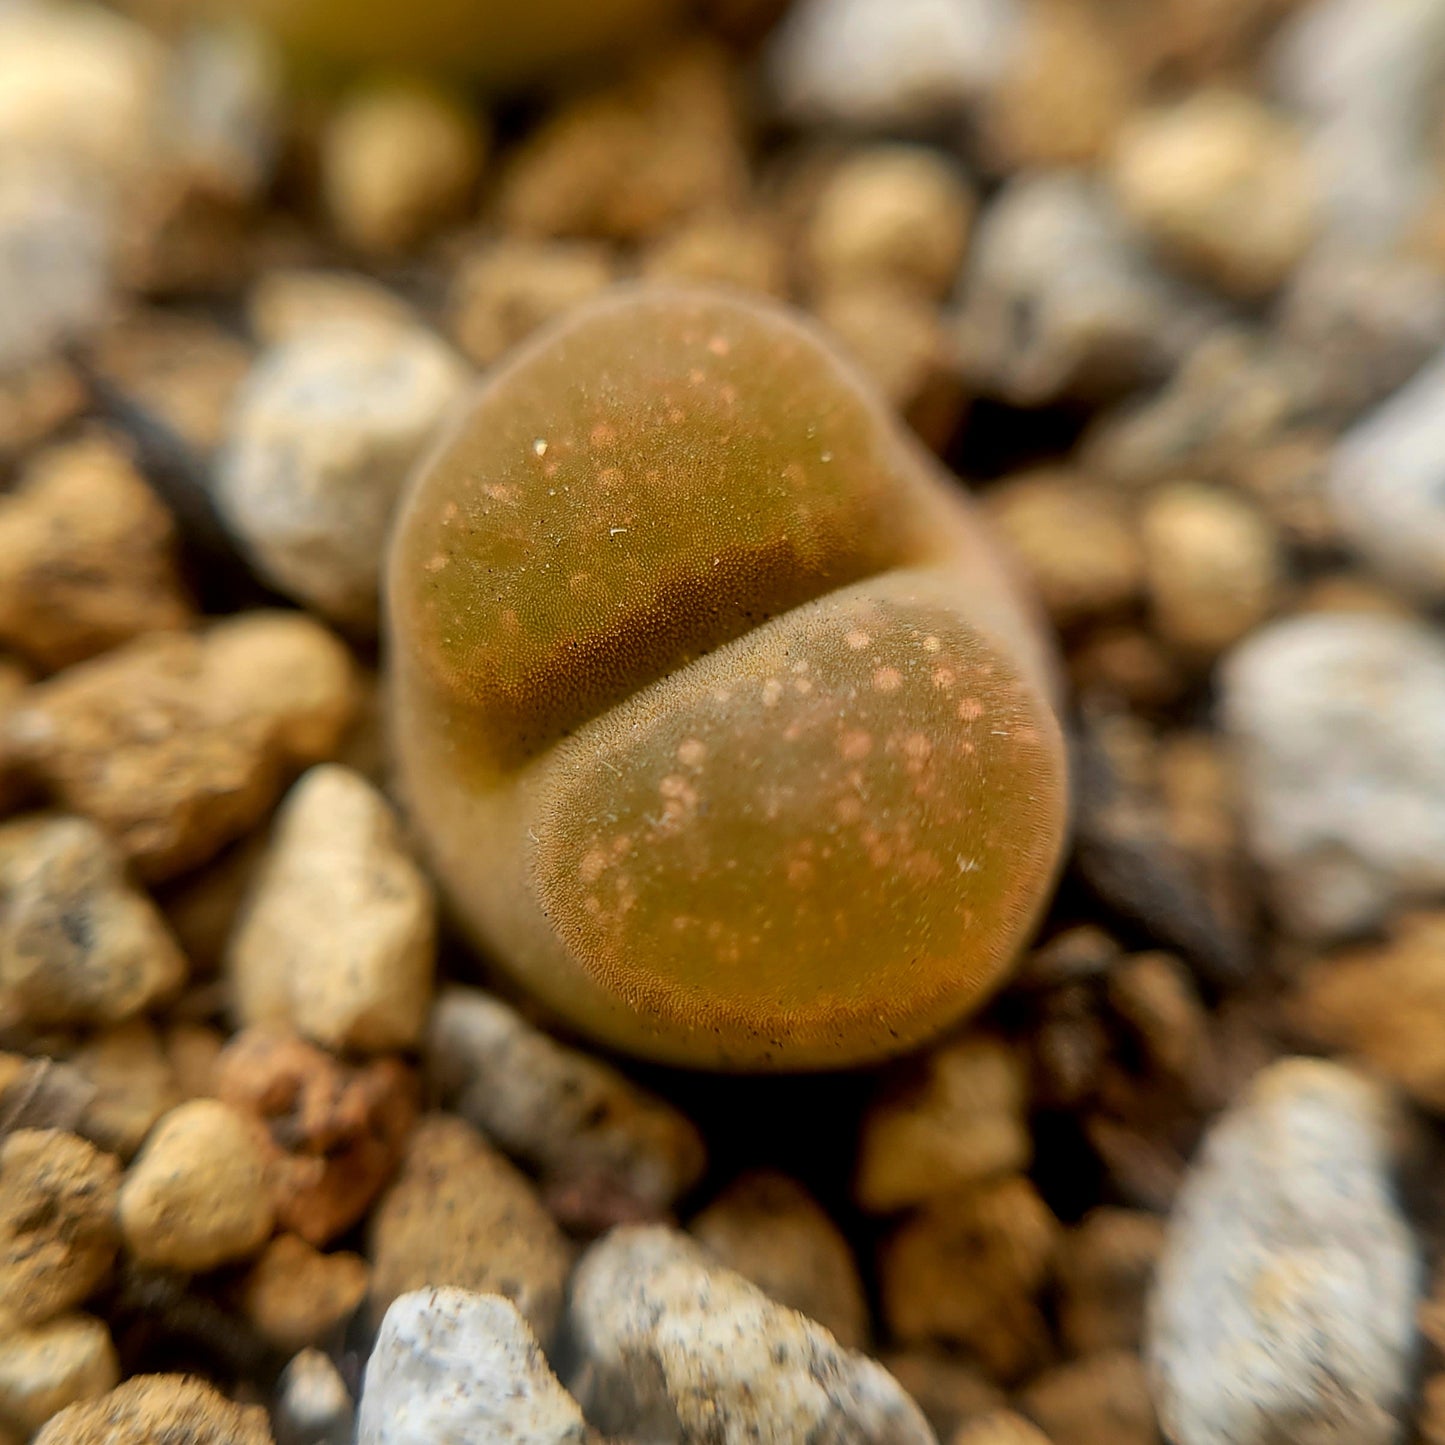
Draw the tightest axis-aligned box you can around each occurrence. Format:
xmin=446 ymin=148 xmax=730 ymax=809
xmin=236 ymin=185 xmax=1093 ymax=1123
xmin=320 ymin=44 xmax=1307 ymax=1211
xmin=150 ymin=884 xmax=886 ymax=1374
xmin=5 ymin=0 xmax=1445 ymax=1442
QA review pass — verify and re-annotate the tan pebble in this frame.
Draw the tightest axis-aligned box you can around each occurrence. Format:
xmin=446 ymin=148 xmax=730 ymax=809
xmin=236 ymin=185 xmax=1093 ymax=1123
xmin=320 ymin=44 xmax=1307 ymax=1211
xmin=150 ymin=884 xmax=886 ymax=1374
xmin=0 ymin=814 xmax=186 ymax=1029
xmin=814 ymin=283 xmax=963 ymax=445
xmin=216 ymin=1027 xmax=416 ymax=1246
xmin=33 ymin=1373 xmax=273 ymax=1445
xmin=641 ymin=212 xmax=789 ymax=297
xmin=69 ymin=1019 xmax=181 ymax=1158
xmin=118 ymin=1098 xmax=274 ymax=1271
xmin=1294 ymin=573 xmax=1416 ymax=618
xmin=1140 ymin=481 xmax=1282 ymax=658
xmin=163 ymin=1022 xmax=224 ymax=1101
xmin=0 ymin=434 xmax=192 ymax=671
xmin=982 ymin=0 xmax=1135 ymax=170
xmin=0 ymin=4 xmax=163 ymax=181
xmin=496 ymin=41 xmax=747 ymax=241
xmin=690 ymin=1171 xmax=870 ymax=1348
xmin=1056 ymin=1209 xmax=1165 ymax=1356
xmin=0 ymin=1315 xmax=117 ymax=1436
xmin=984 ymin=470 xmax=1142 ymax=627
xmin=881 ymin=1351 xmax=1005 ymax=1441
xmin=1226 ymin=431 xmax=1338 ymax=552
xmin=1105 ymin=953 xmax=1213 ymax=1089
xmin=953 ymin=1411 xmax=1054 ymax=1445
xmin=248 ymin=269 xmax=417 ymax=350
xmin=239 ymin=1234 xmax=369 ymax=1354
xmin=0 ymin=612 xmax=357 ymax=881
xmin=367 ymin=1114 xmax=571 ymax=1343
xmin=1110 ymin=90 xmax=1316 ymax=299
xmin=855 ymin=1035 xmax=1030 ymax=1214
xmin=806 ymin=145 xmax=974 ymax=300
xmin=0 ymin=1130 xmax=119 ymax=1335
xmin=0 ymin=360 xmax=85 ymax=466
xmin=1067 ymin=626 xmax=1185 ymax=710
xmin=322 ymin=79 xmax=486 ymax=257
xmin=1293 ymin=912 xmax=1445 ymax=1112
xmin=879 ymin=1176 xmax=1058 ymax=1382
xmin=228 ymin=765 xmax=435 ymax=1054
xmin=449 ymin=238 xmax=615 ymax=368
xmin=1018 ymin=1351 xmax=1158 ymax=1445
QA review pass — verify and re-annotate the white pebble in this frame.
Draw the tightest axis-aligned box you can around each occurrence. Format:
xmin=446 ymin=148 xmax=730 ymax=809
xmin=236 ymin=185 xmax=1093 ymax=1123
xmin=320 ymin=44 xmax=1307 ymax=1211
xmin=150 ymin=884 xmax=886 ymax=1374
xmin=358 ymin=1288 xmax=590 ymax=1445
xmin=1221 ymin=612 xmax=1445 ymax=938
xmin=1147 ymin=1058 xmax=1420 ymax=1445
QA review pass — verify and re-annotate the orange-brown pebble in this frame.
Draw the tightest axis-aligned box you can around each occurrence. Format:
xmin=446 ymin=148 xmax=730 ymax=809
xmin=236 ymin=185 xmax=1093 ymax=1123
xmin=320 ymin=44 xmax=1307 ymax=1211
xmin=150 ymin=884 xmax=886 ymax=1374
xmin=387 ymin=285 xmax=1067 ymax=1069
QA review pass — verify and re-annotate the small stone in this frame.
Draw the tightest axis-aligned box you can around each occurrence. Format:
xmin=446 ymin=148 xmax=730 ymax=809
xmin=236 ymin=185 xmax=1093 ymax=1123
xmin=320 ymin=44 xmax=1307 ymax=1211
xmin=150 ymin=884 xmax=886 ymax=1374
xmin=806 ymin=146 xmax=974 ymax=301
xmin=1083 ymin=328 xmax=1316 ymax=491
xmin=322 ymin=80 xmax=487 ymax=258
xmin=983 ymin=470 xmax=1143 ymax=628
xmin=813 ymin=283 xmax=964 ymax=445
xmin=1068 ymin=627 xmax=1185 ymax=712
xmin=690 ymin=1171 xmax=869 ymax=1348
xmin=855 ymin=1035 xmax=1030 ymax=1214
xmin=240 ymin=1235 xmax=369 ymax=1354
xmin=1329 ymin=346 xmax=1445 ymax=604
xmin=0 ymin=162 xmax=112 ymax=376
xmin=765 ymin=0 xmax=1021 ymax=129
xmin=368 ymin=1114 xmax=571 ymax=1344
xmin=162 ymin=18 xmax=280 ymax=206
xmin=33 ymin=1374 xmax=273 ymax=1445
xmin=880 ymin=1352 xmax=1004 ymax=1441
xmin=1018 ymin=1351 xmax=1158 ymax=1445
xmin=1276 ymin=246 xmax=1445 ymax=419
xmin=0 ymin=359 xmax=85 ymax=465
xmin=118 ymin=1098 xmax=275 ymax=1271
xmin=69 ymin=1020 xmax=181 ymax=1158
xmin=1104 ymin=953 xmax=1214 ymax=1094
xmin=0 ymin=815 xmax=185 ymax=1029
xmin=1293 ymin=912 xmax=1445 ymax=1112
xmin=359 ymin=1288 xmax=591 ymax=1445
xmin=1056 ymin=1209 xmax=1166 ymax=1356
xmin=955 ymin=172 xmax=1213 ymax=406
xmin=640 ymin=212 xmax=788 ymax=297
xmin=1227 ymin=431 xmax=1337 ymax=552
xmin=497 ymin=42 xmax=747 ymax=242
xmin=216 ymin=321 xmax=469 ymax=631
xmin=448 ymin=239 xmax=615 ymax=369
xmin=247 ymin=270 xmax=417 ymax=350
xmin=0 ymin=1315 xmax=117 ymax=1437
xmin=1146 ymin=1058 xmax=1420 ymax=1445
xmin=952 ymin=1413 xmax=1052 ymax=1445
xmin=1141 ymin=481 xmax=1283 ymax=658
xmin=0 ymin=433 xmax=192 ymax=670
xmin=216 ymin=1028 xmax=416 ymax=1246
xmin=980 ymin=0 xmax=1135 ymax=170
xmin=0 ymin=612 xmax=358 ymax=882
xmin=274 ymin=1350 xmax=352 ymax=1445
xmin=1422 ymin=1376 xmax=1445 ymax=1445
xmin=1110 ymin=90 xmax=1316 ymax=299
xmin=1269 ymin=0 xmax=1445 ymax=250
xmin=428 ymin=986 xmax=703 ymax=1221
xmin=0 ymin=1129 xmax=119 ymax=1335
xmin=569 ymin=1225 xmax=934 ymax=1444
xmin=163 ymin=1022 xmax=224 ymax=1102
xmin=0 ymin=3 xmax=163 ymax=182
xmin=228 ymin=766 xmax=435 ymax=1054
xmin=1220 ymin=613 xmax=1445 ymax=939
xmin=89 ymin=311 xmax=253 ymax=457
xmin=879 ymin=1176 xmax=1058 ymax=1381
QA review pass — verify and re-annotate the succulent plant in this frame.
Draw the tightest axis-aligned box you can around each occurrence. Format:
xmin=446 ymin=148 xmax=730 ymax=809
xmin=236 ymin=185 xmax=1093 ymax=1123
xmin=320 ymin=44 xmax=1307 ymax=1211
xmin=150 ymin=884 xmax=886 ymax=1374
xmin=387 ymin=287 xmax=1068 ymax=1070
